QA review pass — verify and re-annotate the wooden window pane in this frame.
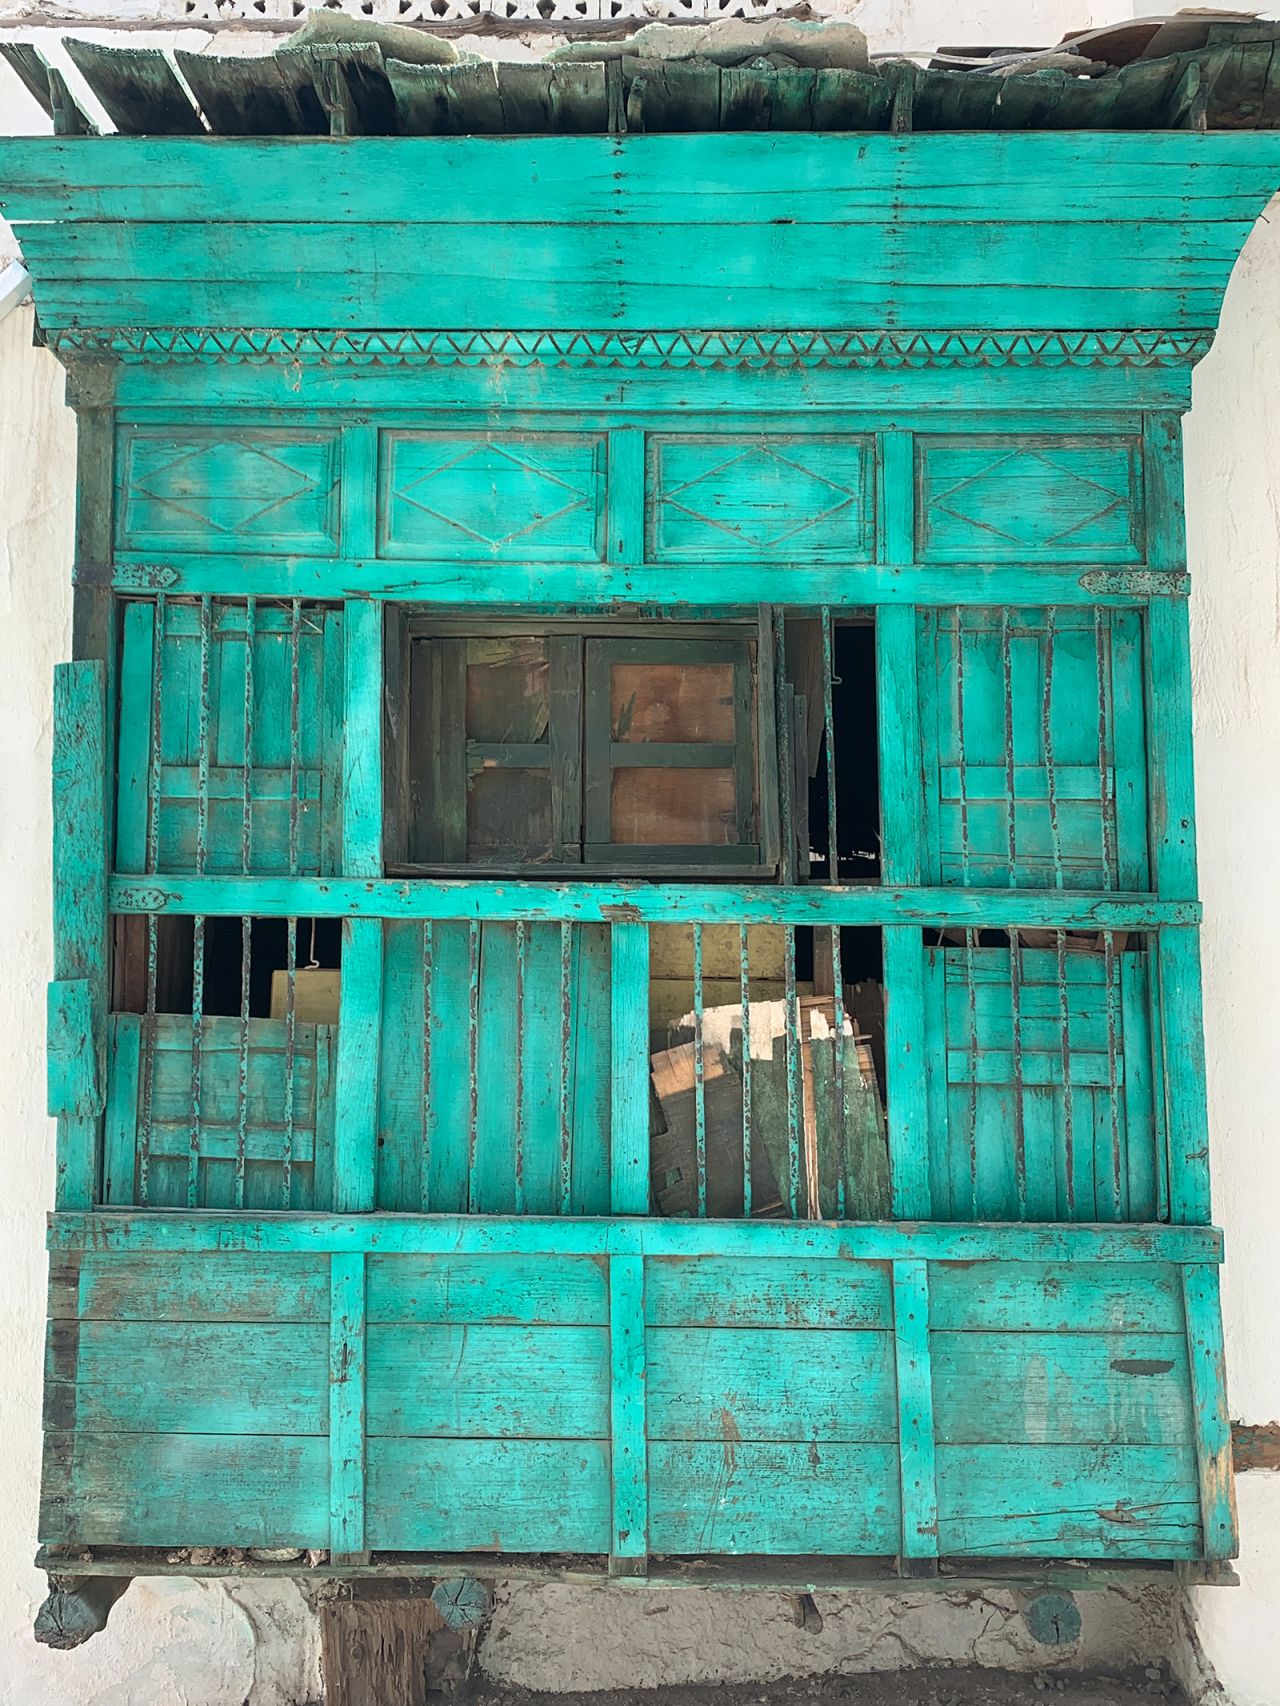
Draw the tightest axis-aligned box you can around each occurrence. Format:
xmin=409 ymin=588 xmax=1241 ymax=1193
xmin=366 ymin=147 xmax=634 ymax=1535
xmin=467 ymin=766 xmax=554 ymax=862
xmin=611 ymin=661 xmax=736 ymax=744
xmin=465 ymin=637 xmax=550 ymax=744
xmin=611 ymin=768 xmax=738 ymax=846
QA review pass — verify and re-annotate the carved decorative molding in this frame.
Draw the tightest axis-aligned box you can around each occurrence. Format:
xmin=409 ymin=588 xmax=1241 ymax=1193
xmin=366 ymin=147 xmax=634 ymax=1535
xmin=45 ymin=327 xmax=1218 ymax=371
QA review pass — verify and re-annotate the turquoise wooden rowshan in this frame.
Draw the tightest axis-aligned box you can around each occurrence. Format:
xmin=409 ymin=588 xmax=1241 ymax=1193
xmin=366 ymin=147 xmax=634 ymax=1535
xmin=4 ymin=105 xmax=1279 ymax=1640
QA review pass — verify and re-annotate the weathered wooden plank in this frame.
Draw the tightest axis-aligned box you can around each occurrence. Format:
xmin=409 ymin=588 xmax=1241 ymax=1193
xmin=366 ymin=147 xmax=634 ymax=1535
xmin=1158 ymin=927 xmax=1212 ymax=1225
xmin=1145 ymin=598 xmax=1199 ymax=902
xmin=174 ymin=49 xmax=325 ymax=138
xmin=648 ymin=1441 xmax=900 ymax=1555
xmin=366 ymin=1324 xmax=609 ymax=1437
xmin=330 ymin=1251 xmax=367 ymax=1562
xmin=45 ymin=1320 xmax=327 ymax=1435
xmin=40 ymin=1431 xmax=329 ymax=1549
xmin=883 ymin=927 xmax=931 ymax=1217
xmin=47 ymin=1212 xmax=1225 ymax=1265
xmin=935 ymin=1443 xmax=1201 ymax=1558
xmin=929 ymin=1261 xmax=1184 ymax=1334
xmin=342 ymin=599 xmax=384 ymax=877
xmin=62 ymin=39 xmax=203 ymax=137
xmin=878 ymin=604 xmax=923 ymax=886
xmin=367 ymin=1253 xmax=608 ymax=1325
xmin=609 ymin=1255 xmax=648 ymax=1574
xmin=932 ymin=1332 xmax=1194 ymax=1444
xmin=893 ymin=1259 xmax=938 ymax=1570
xmin=333 ymin=918 xmax=383 ymax=1213
xmin=47 ymin=980 xmax=99 ymax=1121
xmin=106 ymin=554 xmax=1191 ymax=609
xmin=6 ymin=134 xmax=1280 ymax=226
xmin=646 ymin=1327 xmax=895 ymax=1442
xmin=109 ymin=875 xmax=1200 ymax=930
xmin=68 ymin=1249 xmax=329 ymax=1321
xmin=365 ymin=1438 xmax=611 ymax=1552
xmin=1181 ymin=1263 xmax=1237 ymax=1559
xmin=105 ymin=357 xmax=1199 ymax=418
xmin=645 ymin=1256 xmax=892 ymax=1328
xmin=52 ymin=659 xmax=108 ymax=1209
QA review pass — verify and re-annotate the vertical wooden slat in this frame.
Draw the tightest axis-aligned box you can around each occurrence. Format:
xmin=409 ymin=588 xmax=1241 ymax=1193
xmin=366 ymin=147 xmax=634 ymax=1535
xmin=342 ymin=599 xmax=384 ymax=877
xmin=1056 ymin=929 xmax=1076 ymax=1221
xmin=756 ymin=605 xmax=782 ymax=876
xmin=1009 ymin=927 xmax=1026 ymax=1219
xmin=330 ymin=1250 xmax=369 ymax=1565
xmin=1095 ymin=608 xmax=1118 ymax=891
xmin=339 ymin=422 xmax=379 ymax=559
xmin=188 ymin=910 xmax=205 ymax=1208
xmin=607 ymin=426 xmax=645 ymax=565
xmin=115 ymin=601 xmax=154 ymax=873
xmin=1143 ymin=411 xmax=1187 ymax=577
xmin=283 ymin=914 xmax=298 ymax=1208
xmin=72 ymin=406 xmax=115 ymax=668
xmin=783 ymin=923 xmax=802 ymax=1217
xmin=878 ymin=429 xmax=915 ymax=567
xmin=1159 ymin=925 xmax=1212 ymax=1224
xmin=877 ymin=605 xmax=922 ymax=886
xmin=883 ymin=927 xmax=930 ymax=1219
xmin=333 ymin=917 xmax=383 ymax=1214
xmin=467 ymin=918 xmax=481 ymax=1210
xmin=692 ymin=921 xmax=706 ymax=1217
xmin=1181 ymin=1262 xmax=1237 ymax=1561
xmin=739 ymin=921 xmax=752 ymax=1217
xmin=51 ymin=659 xmax=108 ymax=1209
xmin=610 ymin=922 xmax=649 ymax=1214
xmin=608 ymin=1254 xmax=648 ymax=1577
xmin=559 ymin=921 xmax=573 ymax=1215
xmin=419 ymin=920 xmax=433 ymax=1212
xmin=1000 ymin=606 xmax=1018 ymax=881
xmin=333 ymin=594 xmax=386 ymax=1215
xmin=1042 ymin=607 xmax=1065 ymax=889
xmin=892 ymin=1258 xmax=938 ymax=1575
xmin=1146 ymin=598 xmax=1198 ymax=901
xmin=101 ymin=1012 xmax=140 ymax=1206
xmin=514 ymin=919 xmax=528 ymax=1215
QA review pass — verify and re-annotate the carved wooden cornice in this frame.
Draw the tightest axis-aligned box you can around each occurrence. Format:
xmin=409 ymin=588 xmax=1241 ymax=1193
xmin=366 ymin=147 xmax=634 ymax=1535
xmin=43 ymin=327 xmax=1218 ymax=370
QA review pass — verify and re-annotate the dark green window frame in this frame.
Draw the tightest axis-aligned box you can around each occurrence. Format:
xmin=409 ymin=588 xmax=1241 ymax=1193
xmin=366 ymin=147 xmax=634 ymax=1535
xmin=390 ymin=614 xmax=774 ymax=879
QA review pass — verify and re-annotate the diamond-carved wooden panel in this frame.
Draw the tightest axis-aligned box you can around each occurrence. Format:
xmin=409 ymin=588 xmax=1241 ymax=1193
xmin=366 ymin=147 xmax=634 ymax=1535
xmin=916 ymin=436 xmax=1144 ymax=563
xmin=647 ymin=435 xmax=874 ymax=562
xmin=115 ymin=429 xmax=341 ymax=556
xmin=380 ymin=433 xmax=606 ymax=561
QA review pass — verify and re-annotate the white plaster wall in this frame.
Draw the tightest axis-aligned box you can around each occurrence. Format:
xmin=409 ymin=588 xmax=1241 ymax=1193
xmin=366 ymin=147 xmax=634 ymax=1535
xmin=1182 ymin=203 xmax=1280 ymax=1706
xmin=0 ymin=4 xmax=1279 ymax=1702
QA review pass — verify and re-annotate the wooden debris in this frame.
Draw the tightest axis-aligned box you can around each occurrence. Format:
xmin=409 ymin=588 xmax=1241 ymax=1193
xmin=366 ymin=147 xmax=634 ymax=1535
xmin=34 ymin=1575 xmax=130 ymax=1650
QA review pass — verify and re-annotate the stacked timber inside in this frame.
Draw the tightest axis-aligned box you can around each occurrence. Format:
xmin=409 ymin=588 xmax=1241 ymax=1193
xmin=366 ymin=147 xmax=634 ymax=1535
xmin=2 ymin=28 xmax=1279 ymax=1626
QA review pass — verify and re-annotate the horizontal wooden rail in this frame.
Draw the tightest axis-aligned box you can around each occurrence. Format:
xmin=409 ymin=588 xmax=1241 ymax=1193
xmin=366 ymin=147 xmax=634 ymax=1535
xmin=105 ymin=556 xmax=1191 ymax=610
xmin=46 ymin=1211 xmax=1223 ymax=1262
xmin=108 ymin=877 xmax=1200 ymax=930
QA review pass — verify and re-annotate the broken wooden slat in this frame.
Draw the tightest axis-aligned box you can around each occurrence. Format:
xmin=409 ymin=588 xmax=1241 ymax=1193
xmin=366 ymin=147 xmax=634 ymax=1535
xmin=174 ymin=51 xmax=326 ymax=138
xmin=0 ymin=45 xmax=97 ymax=134
xmin=498 ymin=63 xmax=607 ymax=136
xmin=387 ymin=59 xmax=503 ymax=136
xmin=64 ymin=39 xmax=203 ymax=136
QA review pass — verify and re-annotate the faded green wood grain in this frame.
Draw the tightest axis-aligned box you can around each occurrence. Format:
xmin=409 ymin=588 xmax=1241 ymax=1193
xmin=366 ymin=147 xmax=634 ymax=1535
xmin=51 ymin=659 xmax=108 ymax=1209
xmin=609 ymin=1256 xmax=648 ymax=1573
xmin=48 ymin=1214 xmax=1224 ymax=1263
xmin=108 ymin=875 xmax=1199 ymax=929
xmin=329 ymin=1251 xmax=367 ymax=1562
xmin=1180 ymin=1263 xmax=1237 ymax=1559
xmin=893 ymin=1260 xmax=938 ymax=1568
